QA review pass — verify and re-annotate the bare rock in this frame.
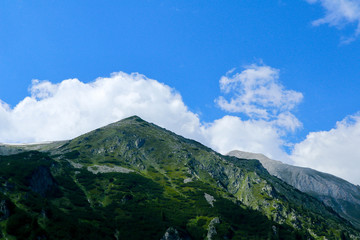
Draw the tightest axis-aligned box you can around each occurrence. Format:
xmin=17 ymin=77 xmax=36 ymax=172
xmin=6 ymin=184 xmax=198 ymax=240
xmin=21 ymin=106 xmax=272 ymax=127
xmin=28 ymin=166 xmax=57 ymax=197
xmin=160 ymin=227 xmax=191 ymax=240
xmin=207 ymin=217 xmax=220 ymax=240
xmin=0 ymin=199 xmax=10 ymax=220
xmin=204 ymin=193 xmax=216 ymax=207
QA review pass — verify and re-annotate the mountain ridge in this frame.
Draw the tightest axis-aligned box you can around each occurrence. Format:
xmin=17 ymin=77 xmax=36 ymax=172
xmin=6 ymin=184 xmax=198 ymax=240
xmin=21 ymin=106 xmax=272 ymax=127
xmin=0 ymin=116 xmax=359 ymax=239
xmin=227 ymin=150 xmax=360 ymax=229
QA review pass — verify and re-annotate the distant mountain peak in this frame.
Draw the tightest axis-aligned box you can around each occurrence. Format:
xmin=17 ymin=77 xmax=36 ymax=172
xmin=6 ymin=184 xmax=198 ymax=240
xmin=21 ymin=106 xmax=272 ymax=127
xmin=227 ymin=150 xmax=272 ymax=163
xmin=228 ymin=149 xmax=360 ymax=229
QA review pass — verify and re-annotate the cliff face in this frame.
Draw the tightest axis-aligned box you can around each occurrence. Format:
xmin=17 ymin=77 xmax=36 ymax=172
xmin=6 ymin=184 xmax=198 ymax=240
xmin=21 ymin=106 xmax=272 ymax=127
xmin=228 ymin=150 xmax=360 ymax=229
xmin=28 ymin=166 xmax=58 ymax=197
xmin=0 ymin=199 xmax=11 ymax=221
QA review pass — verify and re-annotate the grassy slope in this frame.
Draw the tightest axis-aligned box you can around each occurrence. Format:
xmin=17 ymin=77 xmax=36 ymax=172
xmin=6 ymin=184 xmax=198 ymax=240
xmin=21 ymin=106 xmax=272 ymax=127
xmin=0 ymin=116 xmax=359 ymax=239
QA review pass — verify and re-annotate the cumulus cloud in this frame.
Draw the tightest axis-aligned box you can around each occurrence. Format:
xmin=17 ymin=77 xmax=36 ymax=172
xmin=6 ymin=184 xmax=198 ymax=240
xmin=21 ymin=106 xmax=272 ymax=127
xmin=215 ymin=64 xmax=360 ymax=185
xmin=306 ymin=0 xmax=360 ymax=42
xmin=8 ymin=68 xmax=360 ymax=185
xmin=0 ymin=72 xmax=203 ymax=143
xmin=216 ymin=64 xmax=303 ymax=131
xmin=291 ymin=114 xmax=360 ymax=185
xmin=0 ymin=69 xmax=294 ymax=164
xmin=205 ymin=115 xmax=290 ymax=161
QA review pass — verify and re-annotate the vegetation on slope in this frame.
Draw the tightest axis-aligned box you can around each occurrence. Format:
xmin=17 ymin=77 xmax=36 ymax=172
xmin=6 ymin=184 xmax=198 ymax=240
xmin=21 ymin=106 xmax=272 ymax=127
xmin=0 ymin=116 xmax=359 ymax=239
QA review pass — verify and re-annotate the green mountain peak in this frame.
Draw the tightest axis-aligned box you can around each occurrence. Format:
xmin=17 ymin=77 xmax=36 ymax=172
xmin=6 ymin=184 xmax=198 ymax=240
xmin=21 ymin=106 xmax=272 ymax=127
xmin=113 ymin=115 xmax=145 ymax=124
xmin=0 ymin=117 xmax=359 ymax=239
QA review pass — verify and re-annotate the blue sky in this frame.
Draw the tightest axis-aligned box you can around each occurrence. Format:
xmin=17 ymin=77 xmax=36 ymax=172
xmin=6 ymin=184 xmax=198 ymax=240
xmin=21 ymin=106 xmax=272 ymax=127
xmin=1 ymin=0 xmax=360 ymax=184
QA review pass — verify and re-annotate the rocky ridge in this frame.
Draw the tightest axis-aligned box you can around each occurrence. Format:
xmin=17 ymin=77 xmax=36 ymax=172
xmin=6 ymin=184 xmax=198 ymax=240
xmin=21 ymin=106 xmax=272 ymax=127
xmin=227 ymin=150 xmax=360 ymax=229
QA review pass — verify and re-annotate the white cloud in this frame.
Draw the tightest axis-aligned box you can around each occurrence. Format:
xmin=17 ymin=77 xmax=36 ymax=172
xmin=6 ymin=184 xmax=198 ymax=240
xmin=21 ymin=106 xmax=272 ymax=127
xmin=216 ymin=64 xmax=303 ymax=131
xmin=291 ymin=114 xmax=360 ymax=185
xmin=0 ymin=70 xmax=292 ymax=165
xmin=211 ymin=64 xmax=304 ymax=160
xmin=213 ymin=65 xmax=360 ymax=185
xmin=306 ymin=0 xmax=360 ymax=42
xmin=11 ymin=68 xmax=360 ymax=186
xmin=0 ymin=72 xmax=203 ymax=143
xmin=205 ymin=115 xmax=290 ymax=161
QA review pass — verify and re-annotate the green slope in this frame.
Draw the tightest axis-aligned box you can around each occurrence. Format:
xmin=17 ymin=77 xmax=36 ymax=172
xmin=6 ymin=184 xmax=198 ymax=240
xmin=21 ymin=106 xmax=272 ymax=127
xmin=0 ymin=116 xmax=359 ymax=239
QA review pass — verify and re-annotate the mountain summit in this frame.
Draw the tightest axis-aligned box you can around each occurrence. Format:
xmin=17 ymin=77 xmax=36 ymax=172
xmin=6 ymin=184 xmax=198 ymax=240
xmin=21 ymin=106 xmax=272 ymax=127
xmin=228 ymin=150 xmax=360 ymax=229
xmin=0 ymin=116 xmax=359 ymax=239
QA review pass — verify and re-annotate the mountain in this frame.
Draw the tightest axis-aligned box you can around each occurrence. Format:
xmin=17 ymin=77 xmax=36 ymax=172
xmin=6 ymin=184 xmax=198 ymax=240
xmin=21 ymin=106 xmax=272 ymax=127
xmin=0 ymin=116 xmax=359 ymax=239
xmin=227 ymin=150 xmax=360 ymax=230
xmin=0 ymin=141 xmax=66 ymax=155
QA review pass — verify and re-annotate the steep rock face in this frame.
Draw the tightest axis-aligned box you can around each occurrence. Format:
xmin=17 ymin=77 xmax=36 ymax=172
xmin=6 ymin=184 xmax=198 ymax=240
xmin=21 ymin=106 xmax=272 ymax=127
xmin=161 ymin=227 xmax=191 ymax=240
xmin=0 ymin=199 xmax=11 ymax=220
xmin=28 ymin=166 xmax=57 ymax=197
xmin=228 ymin=150 xmax=360 ymax=229
xmin=206 ymin=217 xmax=220 ymax=240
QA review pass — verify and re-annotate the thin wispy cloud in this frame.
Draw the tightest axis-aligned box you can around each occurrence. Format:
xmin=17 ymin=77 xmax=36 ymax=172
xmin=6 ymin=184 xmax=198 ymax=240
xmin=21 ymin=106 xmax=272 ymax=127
xmin=306 ymin=0 xmax=360 ymax=43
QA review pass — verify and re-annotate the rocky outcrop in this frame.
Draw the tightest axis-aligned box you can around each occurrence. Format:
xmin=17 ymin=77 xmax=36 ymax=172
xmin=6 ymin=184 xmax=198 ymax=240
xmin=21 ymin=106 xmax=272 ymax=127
xmin=207 ymin=217 xmax=220 ymax=240
xmin=28 ymin=166 xmax=57 ymax=197
xmin=0 ymin=181 xmax=15 ymax=194
xmin=160 ymin=227 xmax=191 ymax=240
xmin=204 ymin=193 xmax=216 ymax=207
xmin=0 ymin=199 xmax=10 ymax=221
xmin=87 ymin=165 xmax=134 ymax=174
xmin=228 ymin=150 xmax=360 ymax=229
xmin=135 ymin=138 xmax=145 ymax=148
